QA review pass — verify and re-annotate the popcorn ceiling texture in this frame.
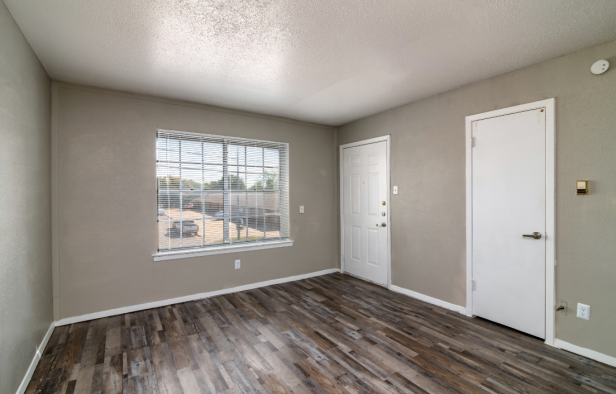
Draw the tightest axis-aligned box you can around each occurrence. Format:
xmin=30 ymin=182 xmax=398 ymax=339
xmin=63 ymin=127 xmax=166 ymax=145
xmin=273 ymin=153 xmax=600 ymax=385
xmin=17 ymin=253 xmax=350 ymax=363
xmin=5 ymin=0 xmax=616 ymax=125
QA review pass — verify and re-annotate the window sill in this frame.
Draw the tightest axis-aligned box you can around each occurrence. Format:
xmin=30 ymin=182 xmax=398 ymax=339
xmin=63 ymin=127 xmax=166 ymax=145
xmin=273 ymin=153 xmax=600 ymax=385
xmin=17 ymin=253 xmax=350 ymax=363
xmin=153 ymin=239 xmax=294 ymax=261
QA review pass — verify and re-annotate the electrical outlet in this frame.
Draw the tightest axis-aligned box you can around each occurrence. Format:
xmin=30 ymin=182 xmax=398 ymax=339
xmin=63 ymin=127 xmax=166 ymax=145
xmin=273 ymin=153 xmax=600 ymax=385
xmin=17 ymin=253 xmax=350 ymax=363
xmin=577 ymin=303 xmax=590 ymax=320
xmin=299 ymin=205 xmax=304 ymax=213
xmin=235 ymin=260 xmax=240 ymax=269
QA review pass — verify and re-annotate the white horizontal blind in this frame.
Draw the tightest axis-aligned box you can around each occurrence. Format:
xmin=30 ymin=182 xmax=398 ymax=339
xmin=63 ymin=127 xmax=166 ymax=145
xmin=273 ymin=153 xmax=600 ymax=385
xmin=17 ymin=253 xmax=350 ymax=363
xmin=156 ymin=129 xmax=289 ymax=253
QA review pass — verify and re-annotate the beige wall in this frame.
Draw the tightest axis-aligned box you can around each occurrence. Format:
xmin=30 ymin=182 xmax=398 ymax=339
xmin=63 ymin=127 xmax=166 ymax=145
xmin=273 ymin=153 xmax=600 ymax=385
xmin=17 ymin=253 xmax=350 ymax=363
xmin=338 ymin=40 xmax=616 ymax=357
xmin=0 ymin=2 xmax=52 ymax=393
xmin=52 ymin=83 xmax=338 ymax=320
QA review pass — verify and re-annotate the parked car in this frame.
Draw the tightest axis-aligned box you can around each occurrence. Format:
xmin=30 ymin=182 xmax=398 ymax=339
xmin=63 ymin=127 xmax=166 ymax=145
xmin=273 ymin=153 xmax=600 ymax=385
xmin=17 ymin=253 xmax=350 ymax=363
xmin=158 ymin=208 xmax=166 ymax=216
xmin=214 ymin=211 xmax=224 ymax=220
xmin=183 ymin=203 xmax=194 ymax=209
xmin=170 ymin=220 xmax=199 ymax=235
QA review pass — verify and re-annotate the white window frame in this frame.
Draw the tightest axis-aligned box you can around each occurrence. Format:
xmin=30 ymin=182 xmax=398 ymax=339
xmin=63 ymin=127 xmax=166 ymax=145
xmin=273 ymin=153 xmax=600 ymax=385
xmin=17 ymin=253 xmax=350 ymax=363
xmin=153 ymin=130 xmax=292 ymax=261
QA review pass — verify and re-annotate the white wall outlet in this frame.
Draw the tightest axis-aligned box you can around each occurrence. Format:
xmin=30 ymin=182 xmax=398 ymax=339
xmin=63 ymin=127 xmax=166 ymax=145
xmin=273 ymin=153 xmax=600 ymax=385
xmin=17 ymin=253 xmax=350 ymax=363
xmin=299 ymin=205 xmax=304 ymax=213
xmin=235 ymin=259 xmax=240 ymax=269
xmin=576 ymin=303 xmax=590 ymax=320
xmin=393 ymin=186 xmax=398 ymax=195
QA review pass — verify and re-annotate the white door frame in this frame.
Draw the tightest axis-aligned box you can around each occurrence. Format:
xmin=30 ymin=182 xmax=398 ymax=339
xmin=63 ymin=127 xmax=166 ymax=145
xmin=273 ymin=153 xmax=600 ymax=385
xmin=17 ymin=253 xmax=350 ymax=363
xmin=340 ymin=135 xmax=392 ymax=288
xmin=465 ymin=98 xmax=555 ymax=346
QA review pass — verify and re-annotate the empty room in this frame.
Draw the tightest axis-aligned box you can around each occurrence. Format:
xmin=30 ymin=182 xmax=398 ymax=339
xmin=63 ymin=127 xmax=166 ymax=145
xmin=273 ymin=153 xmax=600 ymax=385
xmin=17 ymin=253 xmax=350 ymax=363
xmin=2 ymin=0 xmax=616 ymax=393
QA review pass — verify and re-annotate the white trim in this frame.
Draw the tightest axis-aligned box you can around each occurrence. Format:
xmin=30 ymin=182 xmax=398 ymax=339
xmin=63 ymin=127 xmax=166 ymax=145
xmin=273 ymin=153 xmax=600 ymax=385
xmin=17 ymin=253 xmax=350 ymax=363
xmin=391 ymin=285 xmax=467 ymax=315
xmin=465 ymin=111 xmax=474 ymax=318
xmin=55 ymin=268 xmax=339 ymax=326
xmin=16 ymin=322 xmax=55 ymax=394
xmin=339 ymin=135 xmax=392 ymax=150
xmin=465 ymin=98 xmax=556 ymax=344
xmin=157 ymin=128 xmax=291 ymax=147
xmin=153 ymin=239 xmax=294 ymax=261
xmin=554 ymin=339 xmax=616 ymax=368
xmin=339 ymin=135 xmax=391 ymax=288
xmin=339 ymin=145 xmax=344 ymax=271
xmin=544 ymin=99 xmax=556 ymax=346
xmin=386 ymin=136 xmax=391 ymax=288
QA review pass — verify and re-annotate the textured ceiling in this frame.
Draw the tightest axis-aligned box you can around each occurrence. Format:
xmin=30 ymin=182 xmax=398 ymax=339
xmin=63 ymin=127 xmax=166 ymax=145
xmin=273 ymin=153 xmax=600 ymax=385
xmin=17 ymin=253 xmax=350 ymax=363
xmin=5 ymin=0 xmax=616 ymax=126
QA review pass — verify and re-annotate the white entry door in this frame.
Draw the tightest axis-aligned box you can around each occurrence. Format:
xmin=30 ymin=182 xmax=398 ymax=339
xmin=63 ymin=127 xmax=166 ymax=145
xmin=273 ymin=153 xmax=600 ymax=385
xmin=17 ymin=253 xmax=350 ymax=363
xmin=342 ymin=140 xmax=389 ymax=285
xmin=472 ymin=108 xmax=546 ymax=338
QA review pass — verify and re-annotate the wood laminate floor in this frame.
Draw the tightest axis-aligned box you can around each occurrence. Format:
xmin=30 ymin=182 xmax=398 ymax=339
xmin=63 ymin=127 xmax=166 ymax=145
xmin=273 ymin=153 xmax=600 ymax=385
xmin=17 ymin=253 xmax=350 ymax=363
xmin=27 ymin=273 xmax=616 ymax=394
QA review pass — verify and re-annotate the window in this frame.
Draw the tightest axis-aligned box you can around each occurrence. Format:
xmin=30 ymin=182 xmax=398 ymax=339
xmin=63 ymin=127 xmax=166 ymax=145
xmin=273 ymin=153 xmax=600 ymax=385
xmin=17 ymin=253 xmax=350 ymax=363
xmin=156 ymin=129 xmax=290 ymax=256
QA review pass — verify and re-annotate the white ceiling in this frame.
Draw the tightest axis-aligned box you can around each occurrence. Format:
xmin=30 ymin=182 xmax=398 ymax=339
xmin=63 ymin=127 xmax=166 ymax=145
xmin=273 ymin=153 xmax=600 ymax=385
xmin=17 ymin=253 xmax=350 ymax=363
xmin=5 ymin=0 xmax=616 ymax=126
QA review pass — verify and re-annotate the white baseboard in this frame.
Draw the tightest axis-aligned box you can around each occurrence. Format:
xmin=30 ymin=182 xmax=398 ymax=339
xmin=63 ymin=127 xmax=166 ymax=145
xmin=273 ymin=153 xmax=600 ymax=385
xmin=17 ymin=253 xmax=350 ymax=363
xmin=56 ymin=268 xmax=340 ymax=326
xmin=20 ymin=273 xmax=616 ymax=394
xmin=389 ymin=286 xmax=615 ymax=368
xmin=390 ymin=285 xmax=467 ymax=315
xmin=16 ymin=322 xmax=55 ymax=394
xmin=553 ymin=338 xmax=616 ymax=368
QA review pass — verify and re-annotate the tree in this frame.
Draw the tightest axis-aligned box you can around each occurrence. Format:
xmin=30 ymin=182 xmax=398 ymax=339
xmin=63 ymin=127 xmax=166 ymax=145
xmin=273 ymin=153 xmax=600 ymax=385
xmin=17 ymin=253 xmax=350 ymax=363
xmin=157 ymin=176 xmax=206 ymax=191
xmin=157 ymin=176 xmax=209 ymax=208
xmin=248 ymin=171 xmax=279 ymax=191
xmin=157 ymin=174 xmax=252 ymax=208
xmin=207 ymin=174 xmax=246 ymax=190
xmin=263 ymin=171 xmax=279 ymax=190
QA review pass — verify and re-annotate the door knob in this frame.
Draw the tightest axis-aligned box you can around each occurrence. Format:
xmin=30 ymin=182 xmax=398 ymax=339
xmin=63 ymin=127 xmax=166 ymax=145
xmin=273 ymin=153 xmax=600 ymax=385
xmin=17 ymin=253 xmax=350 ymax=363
xmin=522 ymin=232 xmax=542 ymax=239
xmin=380 ymin=222 xmax=386 ymax=227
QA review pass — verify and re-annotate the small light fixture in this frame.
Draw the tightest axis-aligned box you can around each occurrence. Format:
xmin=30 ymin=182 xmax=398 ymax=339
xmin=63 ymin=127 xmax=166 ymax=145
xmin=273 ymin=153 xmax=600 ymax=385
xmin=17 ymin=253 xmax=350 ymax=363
xmin=591 ymin=60 xmax=609 ymax=75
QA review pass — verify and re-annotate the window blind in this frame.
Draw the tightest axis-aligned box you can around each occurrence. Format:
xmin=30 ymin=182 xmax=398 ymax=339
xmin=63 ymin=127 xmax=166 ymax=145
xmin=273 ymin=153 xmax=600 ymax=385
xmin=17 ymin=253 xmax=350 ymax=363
xmin=156 ymin=129 xmax=289 ymax=253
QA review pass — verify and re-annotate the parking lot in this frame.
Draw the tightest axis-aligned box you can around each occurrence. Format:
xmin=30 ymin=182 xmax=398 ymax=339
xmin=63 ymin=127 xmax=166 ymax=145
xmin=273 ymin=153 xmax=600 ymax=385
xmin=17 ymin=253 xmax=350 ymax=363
xmin=157 ymin=208 xmax=279 ymax=251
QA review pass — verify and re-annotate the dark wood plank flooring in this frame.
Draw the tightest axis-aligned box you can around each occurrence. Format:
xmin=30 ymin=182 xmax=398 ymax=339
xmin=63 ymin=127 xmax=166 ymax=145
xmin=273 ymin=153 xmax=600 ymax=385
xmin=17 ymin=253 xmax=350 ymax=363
xmin=27 ymin=273 xmax=616 ymax=394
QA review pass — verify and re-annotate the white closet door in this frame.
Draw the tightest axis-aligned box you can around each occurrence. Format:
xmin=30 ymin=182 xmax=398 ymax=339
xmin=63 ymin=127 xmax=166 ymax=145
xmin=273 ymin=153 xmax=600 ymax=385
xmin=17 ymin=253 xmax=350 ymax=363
xmin=472 ymin=108 xmax=546 ymax=338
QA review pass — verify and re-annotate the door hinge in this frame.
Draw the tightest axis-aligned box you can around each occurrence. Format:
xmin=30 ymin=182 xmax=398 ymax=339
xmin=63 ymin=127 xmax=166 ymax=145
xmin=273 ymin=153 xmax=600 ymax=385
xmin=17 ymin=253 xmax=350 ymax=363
xmin=470 ymin=137 xmax=475 ymax=147
xmin=342 ymin=254 xmax=345 ymax=262
xmin=471 ymin=280 xmax=476 ymax=291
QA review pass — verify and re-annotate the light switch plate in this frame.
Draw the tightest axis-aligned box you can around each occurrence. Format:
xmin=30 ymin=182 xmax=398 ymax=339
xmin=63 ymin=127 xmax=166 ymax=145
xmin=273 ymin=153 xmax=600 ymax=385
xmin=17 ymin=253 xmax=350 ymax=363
xmin=393 ymin=186 xmax=398 ymax=195
xmin=299 ymin=205 xmax=304 ymax=213
xmin=235 ymin=260 xmax=240 ymax=269
xmin=577 ymin=303 xmax=590 ymax=320
xmin=576 ymin=180 xmax=589 ymax=195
